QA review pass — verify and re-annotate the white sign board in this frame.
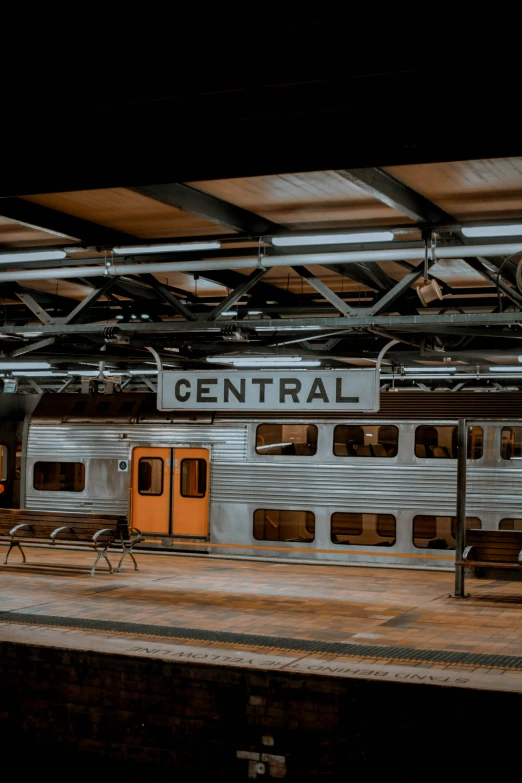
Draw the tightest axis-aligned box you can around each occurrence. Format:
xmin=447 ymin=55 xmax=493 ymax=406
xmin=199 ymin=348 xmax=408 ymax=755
xmin=157 ymin=370 xmax=379 ymax=412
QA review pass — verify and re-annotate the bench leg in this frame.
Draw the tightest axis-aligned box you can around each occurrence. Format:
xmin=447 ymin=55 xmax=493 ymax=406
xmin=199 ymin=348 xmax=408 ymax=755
xmin=4 ymin=541 xmax=26 ymax=565
xmin=91 ymin=547 xmax=113 ymax=576
xmin=117 ymin=546 xmax=139 ymax=573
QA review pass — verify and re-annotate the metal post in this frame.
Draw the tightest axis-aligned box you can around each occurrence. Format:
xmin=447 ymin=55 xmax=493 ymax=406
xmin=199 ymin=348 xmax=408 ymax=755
xmin=454 ymin=417 xmax=468 ymax=597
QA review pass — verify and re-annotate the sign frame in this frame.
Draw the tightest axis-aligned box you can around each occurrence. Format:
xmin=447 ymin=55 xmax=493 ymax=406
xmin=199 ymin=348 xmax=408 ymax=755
xmin=157 ymin=369 xmax=379 ymax=412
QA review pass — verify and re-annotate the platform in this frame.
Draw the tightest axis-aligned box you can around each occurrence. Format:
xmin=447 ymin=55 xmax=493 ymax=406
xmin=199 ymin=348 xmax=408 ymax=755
xmin=2 ymin=547 xmax=522 ymax=693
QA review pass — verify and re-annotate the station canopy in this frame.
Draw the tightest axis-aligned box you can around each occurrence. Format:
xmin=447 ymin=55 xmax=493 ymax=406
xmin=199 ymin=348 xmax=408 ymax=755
xmin=2 ymin=58 xmax=522 ymax=394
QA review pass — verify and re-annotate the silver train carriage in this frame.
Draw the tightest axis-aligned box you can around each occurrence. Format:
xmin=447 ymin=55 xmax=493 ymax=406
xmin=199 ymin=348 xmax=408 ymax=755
xmin=4 ymin=392 xmax=522 ymax=570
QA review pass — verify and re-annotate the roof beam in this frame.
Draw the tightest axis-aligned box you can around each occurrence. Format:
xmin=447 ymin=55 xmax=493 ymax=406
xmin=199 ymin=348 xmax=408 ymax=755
xmin=337 ymin=168 xmax=454 ymax=224
xmin=130 ymin=183 xmax=282 ymax=235
xmin=292 ymin=266 xmax=354 ymax=316
xmin=4 ymin=311 xmax=522 ymax=336
xmin=15 ymin=291 xmax=54 ymax=324
xmin=0 ymin=198 xmax=135 ymax=247
xmin=203 ymin=268 xmax=268 ymax=321
xmin=365 ymin=264 xmax=432 ymax=316
xmin=57 ymin=278 xmax=120 ymax=325
xmin=8 ymin=337 xmax=56 ymax=357
xmin=198 ymin=269 xmax=300 ymax=307
xmin=139 ymin=274 xmax=198 ymax=321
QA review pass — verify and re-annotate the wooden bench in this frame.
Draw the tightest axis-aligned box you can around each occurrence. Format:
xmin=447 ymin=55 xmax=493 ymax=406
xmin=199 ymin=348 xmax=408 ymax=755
xmin=0 ymin=509 xmax=143 ymax=575
xmin=456 ymin=529 xmax=522 ymax=579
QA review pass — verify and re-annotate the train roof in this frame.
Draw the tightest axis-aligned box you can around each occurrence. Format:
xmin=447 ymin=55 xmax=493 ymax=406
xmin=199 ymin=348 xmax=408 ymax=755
xmin=29 ymin=391 xmax=522 ymax=424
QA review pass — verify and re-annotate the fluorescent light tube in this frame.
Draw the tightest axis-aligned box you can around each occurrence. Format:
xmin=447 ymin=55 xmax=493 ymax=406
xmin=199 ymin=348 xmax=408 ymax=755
xmin=207 ymin=356 xmax=320 ymax=367
xmin=271 ymin=231 xmax=394 ymax=247
xmin=12 ymin=371 xmax=69 ymax=377
xmin=207 ymin=356 xmax=304 ymax=363
xmin=490 ymin=366 xmax=522 ymax=372
xmin=229 ymin=360 xmax=321 ymax=367
xmin=462 ymin=225 xmax=522 ymax=238
xmin=221 ymin=311 xmax=238 ymax=317
xmin=113 ymin=241 xmax=221 ymax=255
xmin=128 ymin=369 xmax=159 ymax=375
xmin=0 ymin=361 xmax=51 ymax=370
xmin=247 ymin=310 xmax=263 ymax=315
xmin=0 ymin=250 xmax=67 ymax=264
xmin=404 ymin=366 xmax=456 ymax=373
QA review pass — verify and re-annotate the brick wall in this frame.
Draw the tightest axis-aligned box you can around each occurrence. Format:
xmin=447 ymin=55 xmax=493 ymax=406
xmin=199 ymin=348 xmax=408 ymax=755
xmin=0 ymin=640 xmax=519 ymax=780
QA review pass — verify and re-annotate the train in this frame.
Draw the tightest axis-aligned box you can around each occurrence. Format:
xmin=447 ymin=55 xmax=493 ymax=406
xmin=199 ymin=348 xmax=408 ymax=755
xmin=0 ymin=390 xmax=521 ymax=570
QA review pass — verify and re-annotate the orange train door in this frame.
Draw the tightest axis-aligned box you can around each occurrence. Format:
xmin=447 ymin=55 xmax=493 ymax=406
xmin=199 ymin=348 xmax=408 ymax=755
xmin=172 ymin=448 xmax=209 ymax=536
xmin=130 ymin=446 xmax=210 ymax=536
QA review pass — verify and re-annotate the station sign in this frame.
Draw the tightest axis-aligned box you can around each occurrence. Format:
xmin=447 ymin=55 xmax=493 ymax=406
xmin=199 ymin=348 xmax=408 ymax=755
xmin=157 ymin=369 xmax=379 ymax=412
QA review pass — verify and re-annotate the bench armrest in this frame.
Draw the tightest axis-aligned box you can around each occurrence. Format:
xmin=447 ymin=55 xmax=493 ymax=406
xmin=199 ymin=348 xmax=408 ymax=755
xmin=129 ymin=527 xmax=142 ymax=538
xmin=92 ymin=528 xmax=116 ymax=543
xmin=51 ymin=526 xmax=74 ymax=540
xmin=462 ymin=545 xmax=475 ymax=562
xmin=9 ymin=523 xmax=35 ymax=536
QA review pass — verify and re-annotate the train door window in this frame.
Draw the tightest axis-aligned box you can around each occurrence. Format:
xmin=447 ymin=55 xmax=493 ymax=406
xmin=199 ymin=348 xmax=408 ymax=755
xmin=413 ymin=515 xmax=481 ymax=549
xmin=180 ymin=459 xmax=207 ymax=498
xmin=331 ymin=512 xmax=396 ymax=546
xmin=15 ymin=442 xmax=21 ymax=480
xmin=33 ymin=461 xmax=85 ymax=492
xmin=0 ymin=445 xmax=7 ymax=481
xmin=415 ymin=426 xmax=483 ymax=459
xmin=499 ymin=518 xmax=522 ymax=530
xmin=256 ymin=424 xmax=318 ymax=456
xmin=500 ymin=427 xmax=522 ymax=460
xmin=138 ymin=457 xmax=164 ymax=495
xmin=253 ymin=509 xmax=315 ymax=542
xmin=333 ymin=425 xmax=399 ymax=457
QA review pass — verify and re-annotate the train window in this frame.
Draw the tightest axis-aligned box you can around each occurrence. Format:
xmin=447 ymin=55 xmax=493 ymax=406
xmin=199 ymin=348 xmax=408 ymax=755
xmin=499 ymin=518 xmax=522 ymax=530
xmin=119 ymin=401 xmax=135 ymax=414
xmin=413 ymin=515 xmax=481 ymax=549
xmin=331 ymin=512 xmax=396 ymax=546
xmin=415 ymin=426 xmax=483 ymax=459
xmin=180 ymin=459 xmax=207 ymax=498
xmin=256 ymin=424 xmax=318 ymax=456
xmin=500 ymin=427 xmax=522 ymax=460
xmin=71 ymin=401 xmax=87 ymax=414
xmin=0 ymin=445 xmax=7 ymax=481
xmin=95 ymin=401 xmax=111 ymax=414
xmin=138 ymin=457 xmax=163 ymax=495
xmin=333 ymin=425 xmax=398 ymax=457
xmin=33 ymin=461 xmax=85 ymax=492
xmin=253 ymin=509 xmax=315 ymax=542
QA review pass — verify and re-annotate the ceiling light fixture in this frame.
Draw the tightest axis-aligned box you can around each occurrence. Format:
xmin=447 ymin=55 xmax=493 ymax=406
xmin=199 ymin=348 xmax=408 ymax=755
xmin=490 ymin=366 xmax=522 ymax=372
xmin=0 ymin=361 xmax=51 ymax=370
xmin=417 ymin=233 xmax=443 ymax=306
xmin=404 ymin=366 xmax=457 ymax=373
xmin=247 ymin=310 xmax=263 ymax=315
xmin=112 ymin=241 xmax=221 ymax=256
xmin=462 ymin=224 xmax=522 ymax=238
xmin=271 ymin=231 xmax=394 ymax=247
xmin=206 ymin=356 xmax=320 ymax=367
xmin=0 ymin=250 xmax=67 ymax=264
xmin=221 ymin=311 xmax=238 ymax=317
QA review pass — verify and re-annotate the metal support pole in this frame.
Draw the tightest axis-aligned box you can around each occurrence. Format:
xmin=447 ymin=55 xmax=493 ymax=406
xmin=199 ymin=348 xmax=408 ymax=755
xmin=454 ymin=417 xmax=468 ymax=598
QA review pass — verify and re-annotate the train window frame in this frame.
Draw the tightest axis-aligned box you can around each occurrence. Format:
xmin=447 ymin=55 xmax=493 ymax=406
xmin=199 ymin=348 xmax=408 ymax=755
xmin=333 ymin=424 xmax=399 ymax=458
xmin=414 ymin=425 xmax=483 ymax=460
xmin=0 ymin=444 xmax=7 ymax=482
xmin=331 ymin=512 xmax=397 ymax=546
xmin=500 ymin=427 xmax=522 ymax=461
xmin=255 ymin=424 xmax=318 ymax=457
xmin=33 ymin=461 xmax=85 ymax=492
xmin=137 ymin=457 xmax=164 ymax=496
xmin=180 ymin=458 xmax=207 ymax=498
xmin=412 ymin=515 xmax=482 ymax=550
xmin=499 ymin=518 xmax=522 ymax=531
xmin=253 ymin=508 xmax=316 ymax=543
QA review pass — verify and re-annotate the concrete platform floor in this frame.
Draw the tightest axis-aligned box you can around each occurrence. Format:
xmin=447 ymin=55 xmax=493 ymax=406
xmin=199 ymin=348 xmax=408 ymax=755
xmin=2 ymin=546 xmax=522 ymax=693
